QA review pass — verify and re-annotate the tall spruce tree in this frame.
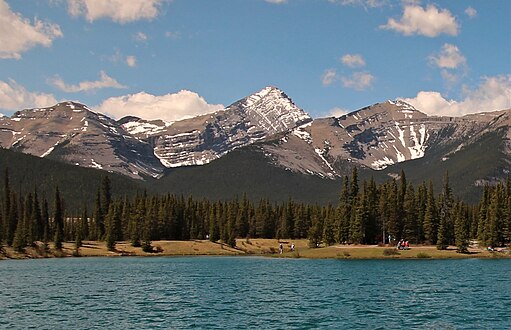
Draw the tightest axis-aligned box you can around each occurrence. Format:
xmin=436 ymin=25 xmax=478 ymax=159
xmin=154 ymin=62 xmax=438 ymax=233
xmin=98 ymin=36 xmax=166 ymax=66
xmin=105 ymin=203 xmax=117 ymax=251
xmin=423 ymin=181 xmax=438 ymax=244
xmin=454 ymin=202 xmax=469 ymax=253
xmin=53 ymin=187 xmax=64 ymax=250
xmin=437 ymin=173 xmax=453 ymax=250
xmin=336 ymin=176 xmax=351 ymax=244
xmin=402 ymin=183 xmax=418 ymax=243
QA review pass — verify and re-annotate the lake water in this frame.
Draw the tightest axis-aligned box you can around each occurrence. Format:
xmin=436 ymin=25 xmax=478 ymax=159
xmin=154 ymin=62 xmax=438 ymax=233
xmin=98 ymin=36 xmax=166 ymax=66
xmin=0 ymin=257 xmax=510 ymax=329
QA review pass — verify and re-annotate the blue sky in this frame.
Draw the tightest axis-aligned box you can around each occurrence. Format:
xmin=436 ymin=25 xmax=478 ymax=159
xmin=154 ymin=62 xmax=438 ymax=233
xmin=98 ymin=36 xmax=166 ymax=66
xmin=0 ymin=0 xmax=509 ymax=122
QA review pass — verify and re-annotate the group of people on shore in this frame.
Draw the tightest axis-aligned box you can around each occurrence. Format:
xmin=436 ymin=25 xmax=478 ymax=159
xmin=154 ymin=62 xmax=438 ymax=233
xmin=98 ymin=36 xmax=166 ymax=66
xmin=278 ymin=243 xmax=295 ymax=254
xmin=397 ymin=239 xmax=410 ymax=250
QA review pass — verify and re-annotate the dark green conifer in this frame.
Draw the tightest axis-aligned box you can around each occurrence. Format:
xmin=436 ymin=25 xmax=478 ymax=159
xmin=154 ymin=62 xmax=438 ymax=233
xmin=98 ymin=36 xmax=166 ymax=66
xmin=454 ymin=202 xmax=469 ymax=253
xmin=53 ymin=187 xmax=64 ymax=250
xmin=423 ymin=181 xmax=438 ymax=244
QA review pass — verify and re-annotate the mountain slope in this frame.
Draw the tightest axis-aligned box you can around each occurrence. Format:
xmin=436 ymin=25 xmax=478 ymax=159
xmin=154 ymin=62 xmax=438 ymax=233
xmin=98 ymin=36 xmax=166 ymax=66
xmin=0 ymin=102 xmax=164 ymax=179
xmin=121 ymin=86 xmax=312 ymax=168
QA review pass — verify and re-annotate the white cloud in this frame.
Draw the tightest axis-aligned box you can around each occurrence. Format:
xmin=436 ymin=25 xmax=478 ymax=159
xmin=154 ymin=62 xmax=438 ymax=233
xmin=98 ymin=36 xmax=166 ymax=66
xmin=133 ymin=32 xmax=148 ymax=42
xmin=465 ymin=6 xmax=477 ymax=18
xmin=106 ymin=49 xmax=137 ymax=67
xmin=96 ymin=90 xmax=225 ymax=122
xmin=322 ymin=69 xmax=337 ymax=86
xmin=50 ymin=71 xmax=126 ymax=93
xmin=0 ymin=79 xmax=57 ymax=111
xmin=0 ymin=0 xmax=63 ymax=59
xmin=341 ymin=54 xmax=366 ymax=68
xmin=341 ymin=72 xmax=375 ymax=91
xmin=402 ymin=75 xmax=511 ymax=116
xmin=265 ymin=0 xmax=288 ymax=3
xmin=67 ymin=0 xmax=162 ymax=23
xmin=429 ymin=43 xmax=466 ymax=69
xmin=380 ymin=4 xmax=459 ymax=37
xmin=429 ymin=43 xmax=467 ymax=86
xmin=126 ymin=55 xmax=136 ymax=67
xmin=329 ymin=107 xmax=349 ymax=117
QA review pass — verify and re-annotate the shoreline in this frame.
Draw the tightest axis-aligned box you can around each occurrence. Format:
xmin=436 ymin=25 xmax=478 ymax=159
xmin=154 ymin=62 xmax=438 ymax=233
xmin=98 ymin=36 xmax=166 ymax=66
xmin=1 ymin=239 xmax=510 ymax=260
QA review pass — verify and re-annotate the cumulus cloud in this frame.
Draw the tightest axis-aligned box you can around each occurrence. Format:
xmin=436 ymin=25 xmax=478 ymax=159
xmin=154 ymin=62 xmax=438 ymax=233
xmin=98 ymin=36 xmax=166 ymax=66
xmin=429 ymin=43 xmax=466 ymax=69
xmin=126 ymin=55 xmax=136 ymax=67
xmin=429 ymin=43 xmax=467 ymax=86
xmin=67 ymin=0 xmax=162 ymax=23
xmin=0 ymin=0 xmax=63 ymax=59
xmin=341 ymin=54 xmax=366 ymax=68
xmin=465 ymin=6 xmax=477 ymax=18
xmin=329 ymin=107 xmax=349 ymax=117
xmin=96 ymin=90 xmax=225 ymax=122
xmin=265 ymin=0 xmax=288 ymax=4
xmin=380 ymin=4 xmax=459 ymax=37
xmin=401 ymin=75 xmax=511 ymax=116
xmin=106 ymin=49 xmax=137 ymax=67
xmin=322 ymin=69 xmax=337 ymax=86
xmin=50 ymin=71 xmax=126 ymax=93
xmin=341 ymin=72 xmax=375 ymax=91
xmin=0 ymin=79 xmax=57 ymax=111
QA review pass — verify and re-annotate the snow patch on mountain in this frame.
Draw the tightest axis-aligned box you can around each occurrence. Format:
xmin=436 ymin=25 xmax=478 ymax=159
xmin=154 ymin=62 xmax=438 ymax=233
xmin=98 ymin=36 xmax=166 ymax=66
xmin=122 ymin=120 xmax=168 ymax=136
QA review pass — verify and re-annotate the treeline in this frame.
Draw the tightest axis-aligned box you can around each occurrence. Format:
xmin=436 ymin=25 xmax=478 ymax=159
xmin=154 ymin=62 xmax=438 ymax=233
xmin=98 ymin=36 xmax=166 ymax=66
xmin=1 ymin=168 xmax=510 ymax=254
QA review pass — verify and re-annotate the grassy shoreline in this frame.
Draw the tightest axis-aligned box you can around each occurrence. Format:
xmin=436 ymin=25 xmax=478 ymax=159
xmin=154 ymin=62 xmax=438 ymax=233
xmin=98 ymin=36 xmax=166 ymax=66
xmin=1 ymin=239 xmax=510 ymax=260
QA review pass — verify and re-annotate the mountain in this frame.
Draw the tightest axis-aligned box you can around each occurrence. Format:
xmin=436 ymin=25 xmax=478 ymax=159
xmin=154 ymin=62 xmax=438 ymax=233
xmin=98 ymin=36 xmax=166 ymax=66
xmin=120 ymin=86 xmax=311 ymax=168
xmin=0 ymin=102 xmax=164 ymax=179
xmin=0 ymin=86 xmax=509 ymax=203
xmin=259 ymin=101 xmax=510 ymax=179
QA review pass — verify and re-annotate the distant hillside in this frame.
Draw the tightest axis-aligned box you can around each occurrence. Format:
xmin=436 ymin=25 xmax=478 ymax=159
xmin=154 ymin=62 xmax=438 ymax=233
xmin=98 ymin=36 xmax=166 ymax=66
xmin=0 ymin=148 xmax=145 ymax=210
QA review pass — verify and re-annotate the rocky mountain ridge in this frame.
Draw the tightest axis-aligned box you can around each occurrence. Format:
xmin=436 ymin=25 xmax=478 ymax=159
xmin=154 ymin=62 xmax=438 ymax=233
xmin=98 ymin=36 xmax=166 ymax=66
xmin=0 ymin=87 xmax=509 ymax=183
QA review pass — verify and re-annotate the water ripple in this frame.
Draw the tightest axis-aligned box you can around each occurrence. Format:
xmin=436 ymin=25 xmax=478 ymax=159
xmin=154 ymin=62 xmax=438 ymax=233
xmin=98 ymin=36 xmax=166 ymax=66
xmin=0 ymin=258 xmax=510 ymax=329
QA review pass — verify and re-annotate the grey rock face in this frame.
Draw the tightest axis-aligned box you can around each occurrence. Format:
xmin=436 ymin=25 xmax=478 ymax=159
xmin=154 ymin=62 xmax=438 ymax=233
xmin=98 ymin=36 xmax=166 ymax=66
xmin=0 ymin=102 xmax=164 ymax=179
xmin=121 ymin=86 xmax=312 ymax=167
xmin=0 ymin=87 xmax=509 ymax=182
xmin=260 ymin=101 xmax=511 ymax=178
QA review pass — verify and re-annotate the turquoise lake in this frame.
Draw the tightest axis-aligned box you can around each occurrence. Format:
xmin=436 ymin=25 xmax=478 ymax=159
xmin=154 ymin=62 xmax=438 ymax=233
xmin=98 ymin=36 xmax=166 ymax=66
xmin=0 ymin=257 xmax=510 ymax=329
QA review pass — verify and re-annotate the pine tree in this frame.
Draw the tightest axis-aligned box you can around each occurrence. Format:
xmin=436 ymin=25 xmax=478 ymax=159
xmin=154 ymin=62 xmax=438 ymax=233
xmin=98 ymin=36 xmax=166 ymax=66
xmin=41 ymin=197 xmax=50 ymax=250
xmin=423 ymin=182 xmax=438 ymax=245
xmin=100 ymin=176 xmax=112 ymax=217
xmin=92 ymin=189 xmax=103 ymax=240
xmin=437 ymin=173 xmax=453 ymax=250
xmin=2 ymin=169 xmax=11 ymax=247
xmin=235 ymin=193 xmax=250 ymax=238
xmin=477 ymin=186 xmax=490 ymax=245
xmin=293 ymin=204 xmax=306 ymax=239
xmin=336 ymin=176 xmax=351 ymax=244
xmin=141 ymin=200 xmax=153 ymax=252
xmin=53 ymin=187 xmax=64 ymax=250
xmin=12 ymin=201 xmax=26 ymax=252
xmin=32 ymin=190 xmax=42 ymax=242
xmin=386 ymin=180 xmax=400 ymax=242
xmin=350 ymin=195 xmax=365 ymax=244
xmin=402 ymin=183 xmax=418 ymax=243
xmin=487 ymin=184 xmax=505 ymax=247
xmin=209 ymin=203 xmax=220 ymax=241
xmin=378 ymin=184 xmax=388 ymax=244
xmin=454 ymin=202 xmax=469 ymax=253
xmin=308 ymin=211 xmax=322 ymax=248
xmin=322 ymin=205 xmax=336 ymax=246
xmin=105 ymin=203 xmax=117 ymax=251
xmin=7 ymin=193 xmax=18 ymax=247
xmin=81 ymin=206 xmax=89 ymax=241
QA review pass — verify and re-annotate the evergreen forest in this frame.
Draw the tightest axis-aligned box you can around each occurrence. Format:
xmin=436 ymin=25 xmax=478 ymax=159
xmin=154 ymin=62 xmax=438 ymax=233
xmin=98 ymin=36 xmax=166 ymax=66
xmin=1 ymin=168 xmax=510 ymax=254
